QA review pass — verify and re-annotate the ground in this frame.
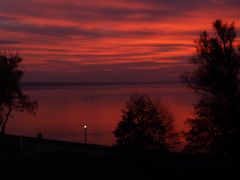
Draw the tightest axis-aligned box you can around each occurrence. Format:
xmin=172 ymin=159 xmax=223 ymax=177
xmin=0 ymin=134 xmax=239 ymax=179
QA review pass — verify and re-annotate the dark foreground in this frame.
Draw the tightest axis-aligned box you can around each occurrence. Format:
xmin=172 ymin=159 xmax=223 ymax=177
xmin=0 ymin=135 xmax=239 ymax=179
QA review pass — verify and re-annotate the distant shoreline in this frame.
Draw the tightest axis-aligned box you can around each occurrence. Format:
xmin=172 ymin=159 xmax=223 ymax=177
xmin=21 ymin=81 xmax=181 ymax=89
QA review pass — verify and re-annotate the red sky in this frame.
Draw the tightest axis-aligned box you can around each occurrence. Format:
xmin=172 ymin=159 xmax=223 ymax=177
xmin=0 ymin=0 xmax=240 ymax=82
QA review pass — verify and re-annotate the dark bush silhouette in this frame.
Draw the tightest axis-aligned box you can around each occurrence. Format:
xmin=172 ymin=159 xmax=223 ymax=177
xmin=114 ymin=94 xmax=179 ymax=151
xmin=181 ymin=20 xmax=240 ymax=154
xmin=0 ymin=52 xmax=38 ymax=134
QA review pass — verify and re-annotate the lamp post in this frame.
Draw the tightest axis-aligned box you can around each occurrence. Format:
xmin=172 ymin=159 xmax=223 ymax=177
xmin=84 ymin=125 xmax=87 ymax=144
xmin=20 ymin=135 xmax=23 ymax=152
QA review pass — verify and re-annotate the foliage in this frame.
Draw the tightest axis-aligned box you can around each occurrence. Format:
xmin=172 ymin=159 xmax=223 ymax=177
xmin=0 ymin=52 xmax=38 ymax=134
xmin=182 ymin=20 xmax=240 ymax=154
xmin=114 ymin=94 xmax=179 ymax=151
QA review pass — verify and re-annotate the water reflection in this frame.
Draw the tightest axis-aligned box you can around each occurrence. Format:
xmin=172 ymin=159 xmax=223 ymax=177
xmin=7 ymin=84 xmax=196 ymax=145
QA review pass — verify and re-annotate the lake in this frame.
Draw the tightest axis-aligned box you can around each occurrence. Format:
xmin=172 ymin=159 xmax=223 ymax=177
xmin=7 ymin=83 xmax=196 ymax=146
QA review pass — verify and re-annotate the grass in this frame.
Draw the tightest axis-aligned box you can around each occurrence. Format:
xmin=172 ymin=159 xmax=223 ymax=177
xmin=0 ymin=134 xmax=239 ymax=179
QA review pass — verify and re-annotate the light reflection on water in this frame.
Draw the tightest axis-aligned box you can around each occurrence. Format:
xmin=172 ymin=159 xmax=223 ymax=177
xmin=7 ymin=84 xmax=196 ymax=146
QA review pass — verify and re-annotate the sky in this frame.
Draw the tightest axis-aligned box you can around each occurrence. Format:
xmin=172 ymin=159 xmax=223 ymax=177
xmin=0 ymin=0 xmax=240 ymax=82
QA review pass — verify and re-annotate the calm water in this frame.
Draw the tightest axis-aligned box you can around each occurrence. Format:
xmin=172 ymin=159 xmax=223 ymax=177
xmin=7 ymin=84 xmax=196 ymax=145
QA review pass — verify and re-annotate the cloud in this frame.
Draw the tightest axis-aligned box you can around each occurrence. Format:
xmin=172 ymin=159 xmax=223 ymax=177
xmin=0 ymin=40 xmax=19 ymax=45
xmin=0 ymin=18 xmax=97 ymax=38
xmin=0 ymin=0 xmax=183 ymax=22
xmin=130 ymin=0 xmax=240 ymax=9
xmin=0 ymin=14 xmax=200 ymax=38
xmin=23 ymin=58 xmax=189 ymax=73
xmin=22 ymin=60 xmax=191 ymax=82
xmin=0 ymin=0 xmax=227 ymax=24
xmin=0 ymin=0 xmax=240 ymax=82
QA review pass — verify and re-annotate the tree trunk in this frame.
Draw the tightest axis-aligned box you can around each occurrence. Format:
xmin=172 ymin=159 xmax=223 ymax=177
xmin=1 ymin=121 xmax=6 ymax=134
xmin=1 ymin=108 xmax=12 ymax=134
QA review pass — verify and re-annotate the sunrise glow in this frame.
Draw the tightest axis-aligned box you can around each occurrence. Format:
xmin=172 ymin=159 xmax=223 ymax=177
xmin=1 ymin=0 xmax=239 ymax=82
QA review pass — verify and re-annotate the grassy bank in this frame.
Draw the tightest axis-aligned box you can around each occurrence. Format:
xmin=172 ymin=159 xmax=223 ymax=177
xmin=0 ymin=134 xmax=239 ymax=179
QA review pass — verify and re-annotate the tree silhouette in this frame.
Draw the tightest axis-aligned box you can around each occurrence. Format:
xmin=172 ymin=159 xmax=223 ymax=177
xmin=181 ymin=20 xmax=240 ymax=154
xmin=0 ymin=52 xmax=38 ymax=134
xmin=114 ymin=94 xmax=179 ymax=151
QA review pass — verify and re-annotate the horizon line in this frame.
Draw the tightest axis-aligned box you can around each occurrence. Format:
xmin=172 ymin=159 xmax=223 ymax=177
xmin=21 ymin=81 xmax=182 ymax=87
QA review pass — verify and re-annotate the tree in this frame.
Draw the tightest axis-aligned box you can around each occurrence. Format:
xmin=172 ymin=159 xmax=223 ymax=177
xmin=181 ymin=20 xmax=240 ymax=154
xmin=114 ymin=94 xmax=179 ymax=151
xmin=0 ymin=52 xmax=38 ymax=134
